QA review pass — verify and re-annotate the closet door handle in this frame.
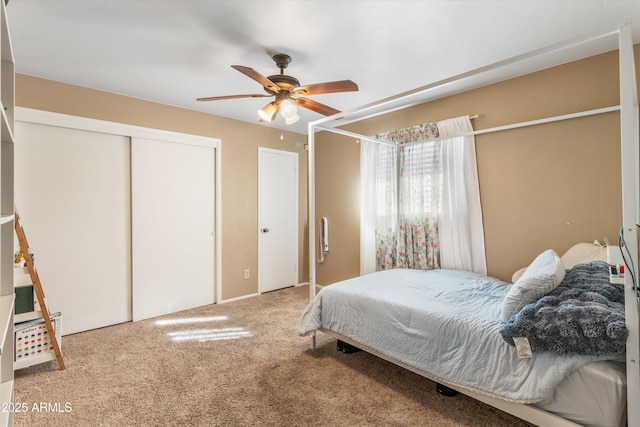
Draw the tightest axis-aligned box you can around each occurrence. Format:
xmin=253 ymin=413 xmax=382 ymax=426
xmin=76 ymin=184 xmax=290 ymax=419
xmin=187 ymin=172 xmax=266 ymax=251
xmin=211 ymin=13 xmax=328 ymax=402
xmin=262 ymin=228 xmax=270 ymax=233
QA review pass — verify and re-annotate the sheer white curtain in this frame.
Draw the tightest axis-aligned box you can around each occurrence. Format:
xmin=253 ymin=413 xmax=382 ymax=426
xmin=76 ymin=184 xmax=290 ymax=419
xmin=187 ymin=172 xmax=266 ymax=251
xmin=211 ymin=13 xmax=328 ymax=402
xmin=437 ymin=116 xmax=486 ymax=274
xmin=360 ymin=140 xmax=397 ymax=274
xmin=360 ymin=140 xmax=378 ymax=274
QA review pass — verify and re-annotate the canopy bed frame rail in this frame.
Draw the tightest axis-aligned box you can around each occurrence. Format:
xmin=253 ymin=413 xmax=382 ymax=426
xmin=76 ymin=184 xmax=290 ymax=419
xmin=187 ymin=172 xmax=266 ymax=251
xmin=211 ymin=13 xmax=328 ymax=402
xmin=306 ymin=22 xmax=639 ymax=427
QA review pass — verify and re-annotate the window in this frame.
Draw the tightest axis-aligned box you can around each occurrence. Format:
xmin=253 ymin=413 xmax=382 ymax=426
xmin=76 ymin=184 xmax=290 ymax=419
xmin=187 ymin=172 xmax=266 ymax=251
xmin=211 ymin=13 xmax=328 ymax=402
xmin=371 ymin=139 xmax=442 ymax=270
xmin=397 ymin=141 xmax=442 ymax=217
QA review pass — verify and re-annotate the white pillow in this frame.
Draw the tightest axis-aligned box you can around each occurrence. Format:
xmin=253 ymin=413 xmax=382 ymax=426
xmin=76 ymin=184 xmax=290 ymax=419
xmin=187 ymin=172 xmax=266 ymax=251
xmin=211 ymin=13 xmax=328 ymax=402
xmin=511 ymin=242 xmax=606 ymax=283
xmin=560 ymin=242 xmax=606 ymax=269
xmin=500 ymin=249 xmax=565 ymax=322
xmin=511 ymin=267 xmax=527 ymax=283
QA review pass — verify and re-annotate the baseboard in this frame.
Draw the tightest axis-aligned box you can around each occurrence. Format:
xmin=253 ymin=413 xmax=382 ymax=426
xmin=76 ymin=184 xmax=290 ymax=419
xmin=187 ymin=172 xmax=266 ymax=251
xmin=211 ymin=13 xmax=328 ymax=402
xmin=218 ymin=292 xmax=259 ymax=304
xmin=297 ymin=282 xmax=324 ymax=291
xmin=219 ymin=282 xmax=318 ymax=304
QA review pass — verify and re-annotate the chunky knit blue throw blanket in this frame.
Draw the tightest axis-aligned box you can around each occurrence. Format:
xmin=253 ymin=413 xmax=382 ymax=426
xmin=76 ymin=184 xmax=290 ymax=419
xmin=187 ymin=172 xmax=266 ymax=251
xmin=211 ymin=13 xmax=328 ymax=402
xmin=500 ymin=261 xmax=627 ymax=356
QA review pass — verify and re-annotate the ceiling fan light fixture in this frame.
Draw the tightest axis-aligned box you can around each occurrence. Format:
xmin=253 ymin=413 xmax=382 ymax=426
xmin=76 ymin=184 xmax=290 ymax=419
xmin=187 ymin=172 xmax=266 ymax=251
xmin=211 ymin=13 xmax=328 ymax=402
xmin=280 ymin=99 xmax=300 ymax=124
xmin=258 ymin=102 xmax=278 ymax=122
xmin=285 ymin=113 xmax=300 ymax=125
xmin=280 ymin=99 xmax=297 ymax=118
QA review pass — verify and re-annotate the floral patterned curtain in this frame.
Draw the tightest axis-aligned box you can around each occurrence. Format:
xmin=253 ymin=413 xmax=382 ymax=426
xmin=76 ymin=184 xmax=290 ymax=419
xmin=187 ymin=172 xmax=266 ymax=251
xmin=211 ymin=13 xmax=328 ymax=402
xmin=371 ymin=122 xmax=442 ymax=271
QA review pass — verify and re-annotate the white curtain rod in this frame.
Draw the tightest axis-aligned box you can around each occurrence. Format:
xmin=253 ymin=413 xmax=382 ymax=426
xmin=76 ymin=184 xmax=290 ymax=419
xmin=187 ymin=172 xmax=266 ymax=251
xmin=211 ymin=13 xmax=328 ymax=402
xmin=313 ymin=114 xmax=480 ymax=147
xmin=313 ymin=106 xmax=619 ymax=146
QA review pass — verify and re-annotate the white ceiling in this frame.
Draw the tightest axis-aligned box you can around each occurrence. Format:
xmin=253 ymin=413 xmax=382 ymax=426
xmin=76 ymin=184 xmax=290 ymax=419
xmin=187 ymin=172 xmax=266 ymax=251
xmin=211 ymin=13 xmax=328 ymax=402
xmin=7 ymin=0 xmax=640 ymax=134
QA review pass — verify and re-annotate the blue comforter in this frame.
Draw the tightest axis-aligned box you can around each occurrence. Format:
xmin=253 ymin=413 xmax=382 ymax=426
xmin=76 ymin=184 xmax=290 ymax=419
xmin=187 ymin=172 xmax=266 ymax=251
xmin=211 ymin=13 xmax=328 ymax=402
xmin=298 ymin=268 xmax=623 ymax=403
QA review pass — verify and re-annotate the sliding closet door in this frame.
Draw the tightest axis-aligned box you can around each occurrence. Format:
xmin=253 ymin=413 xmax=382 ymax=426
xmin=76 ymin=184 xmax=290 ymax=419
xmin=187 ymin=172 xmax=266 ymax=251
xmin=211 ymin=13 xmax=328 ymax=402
xmin=131 ymin=137 xmax=215 ymax=321
xmin=14 ymin=121 xmax=131 ymax=335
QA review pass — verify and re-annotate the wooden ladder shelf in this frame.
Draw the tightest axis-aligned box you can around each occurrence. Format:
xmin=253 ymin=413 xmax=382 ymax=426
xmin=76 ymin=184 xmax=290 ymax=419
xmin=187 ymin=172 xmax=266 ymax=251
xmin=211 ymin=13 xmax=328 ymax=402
xmin=14 ymin=211 xmax=65 ymax=370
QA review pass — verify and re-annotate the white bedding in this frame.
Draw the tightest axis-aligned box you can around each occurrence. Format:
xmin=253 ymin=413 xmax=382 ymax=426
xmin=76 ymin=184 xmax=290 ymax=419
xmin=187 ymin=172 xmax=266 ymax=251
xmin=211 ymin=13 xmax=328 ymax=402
xmin=535 ymin=360 xmax=626 ymax=427
xmin=298 ymin=268 xmax=623 ymax=403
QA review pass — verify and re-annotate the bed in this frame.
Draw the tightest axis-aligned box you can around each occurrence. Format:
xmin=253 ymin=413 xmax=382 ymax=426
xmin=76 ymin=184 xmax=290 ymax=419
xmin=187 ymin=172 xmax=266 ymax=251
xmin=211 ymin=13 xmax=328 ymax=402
xmin=303 ymin=22 xmax=638 ymax=427
xmin=299 ymin=246 xmax=627 ymax=426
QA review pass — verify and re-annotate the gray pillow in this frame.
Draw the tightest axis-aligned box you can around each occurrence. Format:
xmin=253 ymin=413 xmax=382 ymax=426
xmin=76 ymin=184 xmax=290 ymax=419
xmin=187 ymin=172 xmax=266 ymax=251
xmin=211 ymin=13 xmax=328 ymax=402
xmin=500 ymin=249 xmax=565 ymax=322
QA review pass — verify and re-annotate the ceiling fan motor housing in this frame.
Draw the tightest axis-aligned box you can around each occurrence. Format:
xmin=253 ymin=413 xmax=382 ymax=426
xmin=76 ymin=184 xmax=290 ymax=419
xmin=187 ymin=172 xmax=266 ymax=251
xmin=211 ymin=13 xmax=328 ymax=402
xmin=265 ymin=74 xmax=300 ymax=94
xmin=265 ymin=53 xmax=300 ymax=94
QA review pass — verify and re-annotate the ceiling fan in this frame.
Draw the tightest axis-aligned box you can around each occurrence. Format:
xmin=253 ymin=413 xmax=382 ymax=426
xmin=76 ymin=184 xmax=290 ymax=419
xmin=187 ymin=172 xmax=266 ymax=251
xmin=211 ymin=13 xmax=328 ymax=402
xmin=197 ymin=53 xmax=358 ymax=124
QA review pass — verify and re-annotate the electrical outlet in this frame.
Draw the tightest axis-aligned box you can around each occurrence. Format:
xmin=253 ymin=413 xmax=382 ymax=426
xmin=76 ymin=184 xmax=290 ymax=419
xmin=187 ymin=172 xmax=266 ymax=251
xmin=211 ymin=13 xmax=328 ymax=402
xmin=243 ymin=268 xmax=250 ymax=279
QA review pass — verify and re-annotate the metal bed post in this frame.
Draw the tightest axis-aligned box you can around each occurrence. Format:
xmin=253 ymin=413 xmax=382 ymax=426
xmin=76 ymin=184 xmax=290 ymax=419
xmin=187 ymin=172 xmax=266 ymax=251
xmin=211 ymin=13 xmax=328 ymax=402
xmin=308 ymin=120 xmax=317 ymax=350
xmin=308 ymin=121 xmax=316 ymax=300
xmin=619 ymin=20 xmax=640 ymax=427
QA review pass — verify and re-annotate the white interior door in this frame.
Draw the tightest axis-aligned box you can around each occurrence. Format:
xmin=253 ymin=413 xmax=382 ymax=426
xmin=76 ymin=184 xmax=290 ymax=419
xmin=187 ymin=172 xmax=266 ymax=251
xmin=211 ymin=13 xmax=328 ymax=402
xmin=258 ymin=148 xmax=298 ymax=293
xmin=14 ymin=121 xmax=131 ymax=335
xmin=132 ymin=137 xmax=215 ymax=321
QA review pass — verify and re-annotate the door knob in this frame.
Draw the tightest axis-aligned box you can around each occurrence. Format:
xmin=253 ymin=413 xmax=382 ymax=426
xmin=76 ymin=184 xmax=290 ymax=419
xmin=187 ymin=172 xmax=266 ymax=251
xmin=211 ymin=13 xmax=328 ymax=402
xmin=262 ymin=228 xmax=270 ymax=233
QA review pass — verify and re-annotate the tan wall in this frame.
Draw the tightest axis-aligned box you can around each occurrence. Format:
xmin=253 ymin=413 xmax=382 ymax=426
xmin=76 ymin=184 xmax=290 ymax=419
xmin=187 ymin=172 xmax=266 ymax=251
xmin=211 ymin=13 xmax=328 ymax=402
xmin=15 ymin=43 xmax=640 ymax=293
xmin=313 ymin=132 xmax=362 ymax=285
xmin=315 ymin=46 xmax=640 ymax=284
xmin=15 ymin=74 xmax=308 ymax=300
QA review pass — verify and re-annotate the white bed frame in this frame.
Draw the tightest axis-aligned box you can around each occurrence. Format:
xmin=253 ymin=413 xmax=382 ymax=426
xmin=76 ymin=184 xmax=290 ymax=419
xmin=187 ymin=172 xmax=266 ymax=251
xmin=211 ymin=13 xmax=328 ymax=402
xmin=306 ymin=23 xmax=639 ymax=427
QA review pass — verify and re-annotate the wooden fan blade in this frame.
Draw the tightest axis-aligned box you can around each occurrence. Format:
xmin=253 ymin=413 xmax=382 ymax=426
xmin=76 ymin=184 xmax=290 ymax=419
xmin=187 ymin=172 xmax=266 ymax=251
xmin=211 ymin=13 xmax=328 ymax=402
xmin=293 ymin=80 xmax=358 ymax=96
xmin=294 ymin=97 xmax=340 ymax=116
xmin=197 ymin=94 xmax=269 ymax=102
xmin=232 ymin=65 xmax=281 ymax=93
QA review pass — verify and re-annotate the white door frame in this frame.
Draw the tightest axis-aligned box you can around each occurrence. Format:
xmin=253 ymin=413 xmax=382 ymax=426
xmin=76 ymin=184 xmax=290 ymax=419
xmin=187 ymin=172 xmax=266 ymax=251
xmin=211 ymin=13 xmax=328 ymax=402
xmin=15 ymin=107 xmax=223 ymax=304
xmin=258 ymin=147 xmax=298 ymax=294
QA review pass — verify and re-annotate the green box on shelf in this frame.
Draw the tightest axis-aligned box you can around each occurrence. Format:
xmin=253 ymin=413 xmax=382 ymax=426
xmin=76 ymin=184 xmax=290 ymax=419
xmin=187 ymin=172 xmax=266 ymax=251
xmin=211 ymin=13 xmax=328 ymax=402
xmin=15 ymin=285 xmax=34 ymax=314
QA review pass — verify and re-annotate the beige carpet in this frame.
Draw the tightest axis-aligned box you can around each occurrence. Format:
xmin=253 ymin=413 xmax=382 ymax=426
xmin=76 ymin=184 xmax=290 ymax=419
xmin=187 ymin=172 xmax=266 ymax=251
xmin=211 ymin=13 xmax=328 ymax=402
xmin=14 ymin=285 xmax=533 ymax=427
